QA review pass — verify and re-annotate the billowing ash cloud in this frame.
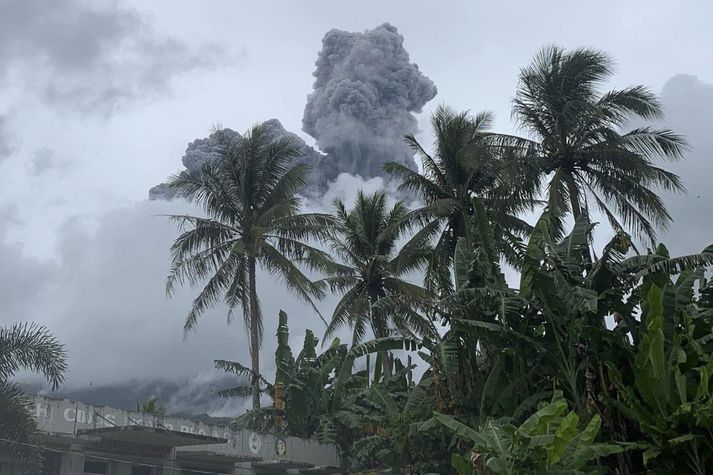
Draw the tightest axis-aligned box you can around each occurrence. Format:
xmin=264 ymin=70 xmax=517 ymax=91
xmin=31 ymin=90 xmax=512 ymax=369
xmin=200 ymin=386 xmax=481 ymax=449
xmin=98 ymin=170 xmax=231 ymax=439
xmin=150 ymin=128 xmax=243 ymax=200
xmin=150 ymin=119 xmax=335 ymax=199
xmin=150 ymin=23 xmax=435 ymax=200
xmin=302 ymin=23 xmax=437 ymax=178
xmin=180 ymin=129 xmax=243 ymax=173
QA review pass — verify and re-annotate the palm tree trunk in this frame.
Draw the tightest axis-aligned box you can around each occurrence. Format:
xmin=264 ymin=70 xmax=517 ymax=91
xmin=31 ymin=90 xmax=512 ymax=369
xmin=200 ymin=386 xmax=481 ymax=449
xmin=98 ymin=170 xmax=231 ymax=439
xmin=564 ymin=172 xmax=582 ymax=218
xmin=564 ymin=170 xmax=596 ymax=267
xmin=248 ymin=256 xmax=261 ymax=410
xmin=372 ymin=310 xmax=392 ymax=382
xmin=378 ymin=334 xmax=392 ymax=383
xmin=366 ymin=354 xmax=371 ymax=387
xmin=382 ymin=352 xmax=392 ymax=382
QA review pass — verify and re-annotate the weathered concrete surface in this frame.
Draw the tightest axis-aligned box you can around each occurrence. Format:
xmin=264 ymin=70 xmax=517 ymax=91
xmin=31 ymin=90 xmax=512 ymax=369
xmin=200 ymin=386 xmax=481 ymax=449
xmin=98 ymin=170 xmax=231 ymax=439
xmin=31 ymin=395 xmax=341 ymax=472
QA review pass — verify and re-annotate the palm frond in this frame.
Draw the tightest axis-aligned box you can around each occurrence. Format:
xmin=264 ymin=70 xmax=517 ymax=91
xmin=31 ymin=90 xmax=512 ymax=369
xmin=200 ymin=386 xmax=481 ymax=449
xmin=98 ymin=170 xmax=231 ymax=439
xmin=215 ymin=359 xmax=272 ymax=387
xmin=0 ymin=323 xmax=67 ymax=389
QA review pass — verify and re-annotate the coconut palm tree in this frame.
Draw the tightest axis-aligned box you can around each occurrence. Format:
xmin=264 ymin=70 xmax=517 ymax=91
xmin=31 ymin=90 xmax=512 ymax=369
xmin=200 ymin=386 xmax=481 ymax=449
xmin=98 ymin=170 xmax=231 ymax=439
xmin=0 ymin=323 xmax=66 ymax=468
xmin=511 ymin=45 xmax=687 ymax=242
xmin=318 ymin=191 xmax=435 ymax=378
xmin=384 ymin=105 xmax=536 ymax=295
xmin=136 ymin=398 xmax=166 ymax=416
xmin=165 ymin=124 xmax=335 ymax=410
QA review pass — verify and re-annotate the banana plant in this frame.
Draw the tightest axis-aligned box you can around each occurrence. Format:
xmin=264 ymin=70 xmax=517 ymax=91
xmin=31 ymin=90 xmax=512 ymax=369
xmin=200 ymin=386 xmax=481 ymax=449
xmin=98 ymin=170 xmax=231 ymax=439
xmin=334 ymin=357 xmax=454 ymax=474
xmin=607 ymin=262 xmax=713 ymax=474
xmin=423 ymin=391 xmax=621 ymax=474
xmin=216 ymin=310 xmax=347 ymax=435
xmin=515 ymin=210 xmax=713 ymax=416
xmin=432 ymin=198 xmax=535 ymax=418
xmin=216 ymin=310 xmax=420 ymax=439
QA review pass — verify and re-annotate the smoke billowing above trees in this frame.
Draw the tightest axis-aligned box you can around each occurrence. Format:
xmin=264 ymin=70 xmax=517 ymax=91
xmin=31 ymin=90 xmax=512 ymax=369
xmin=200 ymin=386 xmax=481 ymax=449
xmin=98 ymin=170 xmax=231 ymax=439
xmin=149 ymin=120 xmax=332 ymax=199
xmin=302 ymin=23 xmax=437 ymax=178
xmin=150 ymin=23 xmax=437 ymax=200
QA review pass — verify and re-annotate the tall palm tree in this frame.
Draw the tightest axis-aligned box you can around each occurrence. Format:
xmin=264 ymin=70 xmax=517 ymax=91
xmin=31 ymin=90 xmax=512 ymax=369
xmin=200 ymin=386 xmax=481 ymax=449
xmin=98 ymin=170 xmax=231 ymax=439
xmin=1 ymin=323 xmax=67 ymax=467
xmin=384 ymin=105 xmax=536 ymax=295
xmin=511 ymin=45 xmax=687 ymax=242
xmin=318 ymin=191 xmax=435 ymax=378
xmin=166 ymin=124 xmax=335 ymax=409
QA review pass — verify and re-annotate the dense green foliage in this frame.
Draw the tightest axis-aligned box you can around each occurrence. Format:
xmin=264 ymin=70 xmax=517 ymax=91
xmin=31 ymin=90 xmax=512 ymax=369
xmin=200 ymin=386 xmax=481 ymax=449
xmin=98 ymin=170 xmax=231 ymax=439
xmin=220 ymin=213 xmax=713 ymax=473
xmin=426 ymin=392 xmax=622 ymax=474
xmin=384 ymin=105 xmax=535 ymax=293
xmin=3 ymin=42 xmax=708 ymax=475
xmin=318 ymin=190 xmax=435 ymax=381
xmin=196 ymin=46 xmax=712 ymax=473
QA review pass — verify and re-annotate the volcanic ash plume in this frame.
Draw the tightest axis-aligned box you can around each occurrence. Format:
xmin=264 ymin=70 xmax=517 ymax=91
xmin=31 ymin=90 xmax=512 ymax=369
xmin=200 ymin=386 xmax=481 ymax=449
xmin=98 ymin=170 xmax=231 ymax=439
xmin=302 ymin=23 xmax=437 ymax=179
xmin=149 ymin=121 xmax=331 ymax=200
xmin=150 ymin=23 xmax=437 ymax=201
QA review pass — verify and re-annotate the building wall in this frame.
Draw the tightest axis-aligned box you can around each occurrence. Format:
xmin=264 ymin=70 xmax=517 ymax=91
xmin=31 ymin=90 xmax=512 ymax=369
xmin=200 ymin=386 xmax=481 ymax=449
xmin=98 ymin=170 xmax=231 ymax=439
xmin=32 ymin=396 xmax=234 ymax=442
xmin=31 ymin=396 xmax=340 ymax=473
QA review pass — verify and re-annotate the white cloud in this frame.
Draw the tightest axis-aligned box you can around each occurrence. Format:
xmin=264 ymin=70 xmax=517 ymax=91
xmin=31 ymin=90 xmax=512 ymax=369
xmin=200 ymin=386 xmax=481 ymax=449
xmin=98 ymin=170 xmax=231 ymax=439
xmin=0 ymin=113 xmax=15 ymax=162
xmin=3 ymin=173 xmax=381 ymax=389
xmin=0 ymin=0 xmax=225 ymax=115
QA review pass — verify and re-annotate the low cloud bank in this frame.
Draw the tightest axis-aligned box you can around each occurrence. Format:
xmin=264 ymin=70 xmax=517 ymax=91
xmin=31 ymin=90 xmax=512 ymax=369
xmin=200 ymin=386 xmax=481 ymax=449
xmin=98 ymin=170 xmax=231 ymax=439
xmin=3 ymin=176 xmax=377 ymax=413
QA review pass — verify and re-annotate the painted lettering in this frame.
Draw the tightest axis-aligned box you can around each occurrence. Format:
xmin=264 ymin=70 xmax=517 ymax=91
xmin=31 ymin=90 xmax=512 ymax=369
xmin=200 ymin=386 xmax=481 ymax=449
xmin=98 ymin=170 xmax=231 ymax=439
xmin=63 ymin=408 xmax=76 ymax=422
xmin=35 ymin=403 xmax=49 ymax=419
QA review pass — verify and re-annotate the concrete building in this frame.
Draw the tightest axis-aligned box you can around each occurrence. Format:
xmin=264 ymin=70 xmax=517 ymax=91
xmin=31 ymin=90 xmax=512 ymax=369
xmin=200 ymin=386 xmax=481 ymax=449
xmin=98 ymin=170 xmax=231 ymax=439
xmin=0 ymin=395 xmax=341 ymax=475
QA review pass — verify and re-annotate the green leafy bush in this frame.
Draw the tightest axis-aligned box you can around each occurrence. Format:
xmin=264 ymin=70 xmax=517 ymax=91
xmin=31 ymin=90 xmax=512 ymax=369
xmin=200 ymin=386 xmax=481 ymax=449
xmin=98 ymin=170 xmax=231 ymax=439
xmin=425 ymin=392 xmax=621 ymax=474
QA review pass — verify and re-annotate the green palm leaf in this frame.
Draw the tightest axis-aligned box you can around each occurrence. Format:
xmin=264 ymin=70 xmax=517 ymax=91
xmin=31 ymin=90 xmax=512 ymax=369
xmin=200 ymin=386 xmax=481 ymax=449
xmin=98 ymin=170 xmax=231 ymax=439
xmin=165 ymin=123 xmax=335 ymax=409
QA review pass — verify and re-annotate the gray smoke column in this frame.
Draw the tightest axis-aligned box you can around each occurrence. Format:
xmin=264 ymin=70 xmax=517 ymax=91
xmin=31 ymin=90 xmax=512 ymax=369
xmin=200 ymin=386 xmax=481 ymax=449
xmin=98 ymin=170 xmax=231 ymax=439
xmin=302 ymin=23 xmax=437 ymax=178
xmin=149 ymin=121 xmax=331 ymax=200
xmin=150 ymin=23 xmax=436 ymax=201
xmin=150 ymin=128 xmax=243 ymax=200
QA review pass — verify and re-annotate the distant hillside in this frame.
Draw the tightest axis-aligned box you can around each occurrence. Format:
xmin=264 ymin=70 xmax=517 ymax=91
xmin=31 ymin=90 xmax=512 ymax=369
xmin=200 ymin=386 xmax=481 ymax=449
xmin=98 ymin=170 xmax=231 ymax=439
xmin=22 ymin=375 xmax=248 ymax=419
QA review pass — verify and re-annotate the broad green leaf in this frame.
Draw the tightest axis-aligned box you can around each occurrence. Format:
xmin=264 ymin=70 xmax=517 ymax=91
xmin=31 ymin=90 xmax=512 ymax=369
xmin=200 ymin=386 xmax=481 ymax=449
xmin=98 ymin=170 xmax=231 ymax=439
xmin=635 ymin=284 xmax=670 ymax=411
xmin=668 ymin=434 xmax=699 ymax=446
xmin=568 ymin=286 xmax=598 ymax=313
xmin=547 ymin=411 xmax=579 ymax=465
xmin=485 ymin=456 xmax=511 ymax=474
xmin=450 ymin=453 xmax=473 ymax=475
xmin=568 ymin=444 xmax=623 ymax=463
xmin=519 ymin=399 xmax=567 ymax=436
xmin=405 ymin=376 xmax=433 ymax=412
xmin=578 ymin=415 xmax=601 ymax=445
xmin=674 ymin=368 xmax=687 ymax=404
xmin=520 ymin=211 xmax=551 ymax=297
xmin=479 ymin=357 xmax=504 ymax=420
xmin=695 ymin=366 xmax=710 ymax=401
xmin=643 ymin=447 xmax=662 ymax=465
xmin=528 ymin=434 xmax=556 ymax=447
xmin=371 ymin=385 xmax=398 ymax=415
xmin=426 ymin=412 xmax=489 ymax=446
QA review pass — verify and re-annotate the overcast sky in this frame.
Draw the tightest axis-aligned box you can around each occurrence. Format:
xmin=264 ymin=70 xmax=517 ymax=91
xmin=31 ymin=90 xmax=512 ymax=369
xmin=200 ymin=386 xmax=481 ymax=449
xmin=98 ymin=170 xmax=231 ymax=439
xmin=1 ymin=0 xmax=712 ymax=395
